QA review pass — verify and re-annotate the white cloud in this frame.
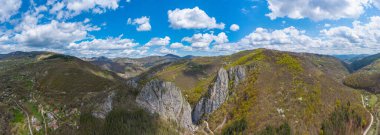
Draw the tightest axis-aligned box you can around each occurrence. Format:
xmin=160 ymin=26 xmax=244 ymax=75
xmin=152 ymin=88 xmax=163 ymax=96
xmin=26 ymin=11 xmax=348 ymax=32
xmin=234 ymin=16 xmax=380 ymax=54
xmin=65 ymin=36 xmax=146 ymax=58
xmin=372 ymin=0 xmax=380 ymax=9
xmin=168 ymin=7 xmax=225 ymax=29
xmin=158 ymin=47 xmax=176 ymax=54
xmin=170 ymin=42 xmax=185 ymax=49
xmin=321 ymin=16 xmax=380 ymax=50
xmin=47 ymin=0 xmax=120 ymax=19
xmin=66 ymin=0 xmax=119 ymax=14
xmin=128 ymin=16 xmax=151 ymax=31
xmin=0 ymin=0 xmax=22 ymax=22
xmin=145 ymin=36 xmax=171 ymax=47
xmin=68 ymin=36 xmax=138 ymax=50
xmin=266 ymin=0 xmax=368 ymax=21
xmin=241 ymin=8 xmax=249 ymax=14
xmin=14 ymin=20 xmax=98 ymax=48
xmin=182 ymin=32 xmax=228 ymax=50
xmin=238 ymin=26 xmax=324 ymax=53
xmin=230 ymin=24 xmax=240 ymax=31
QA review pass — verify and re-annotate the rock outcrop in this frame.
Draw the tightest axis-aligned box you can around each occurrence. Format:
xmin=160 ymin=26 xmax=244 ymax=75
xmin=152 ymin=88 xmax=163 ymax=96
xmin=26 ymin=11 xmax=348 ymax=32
xmin=136 ymin=80 xmax=196 ymax=132
xmin=92 ymin=91 xmax=115 ymax=119
xmin=192 ymin=66 xmax=246 ymax=123
xmin=228 ymin=66 xmax=247 ymax=89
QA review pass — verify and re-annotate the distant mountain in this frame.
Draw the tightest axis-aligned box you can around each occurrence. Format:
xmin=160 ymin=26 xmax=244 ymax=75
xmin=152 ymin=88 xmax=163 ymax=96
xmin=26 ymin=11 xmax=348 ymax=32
xmin=349 ymin=53 xmax=380 ymax=71
xmin=183 ymin=55 xmax=195 ymax=59
xmin=0 ymin=51 xmax=47 ymax=59
xmin=333 ymin=54 xmax=369 ymax=63
xmin=85 ymin=54 xmax=184 ymax=78
xmin=344 ymin=53 xmax=380 ymax=93
xmin=164 ymin=54 xmax=181 ymax=58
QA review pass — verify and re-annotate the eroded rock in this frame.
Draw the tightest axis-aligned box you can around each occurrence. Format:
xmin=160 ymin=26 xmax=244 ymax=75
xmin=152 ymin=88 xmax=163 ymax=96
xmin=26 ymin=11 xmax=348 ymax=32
xmin=136 ymin=80 xmax=196 ymax=132
xmin=192 ymin=66 xmax=246 ymax=123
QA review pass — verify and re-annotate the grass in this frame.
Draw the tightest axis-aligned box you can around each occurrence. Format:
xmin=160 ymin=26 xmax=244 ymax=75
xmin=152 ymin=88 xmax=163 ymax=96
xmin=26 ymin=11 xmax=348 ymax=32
xmin=11 ymin=108 xmax=25 ymax=123
xmin=203 ymin=49 xmax=368 ymax=134
xmin=276 ymin=54 xmax=304 ymax=74
xmin=369 ymin=95 xmax=378 ymax=108
xmin=222 ymin=118 xmax=247 ymax=135
xmin=255 ymin=122 xmax=291 ymax=135
xmin=228 ymin=49 xmax=266 ymax=68
xmin=10 ymin=107 xmax=28 ymax=135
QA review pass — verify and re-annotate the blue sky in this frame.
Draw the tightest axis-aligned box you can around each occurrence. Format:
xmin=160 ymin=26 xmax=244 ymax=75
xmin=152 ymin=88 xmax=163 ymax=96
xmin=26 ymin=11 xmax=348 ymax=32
xmin=0 ymin=0 xmax=380 ymax=57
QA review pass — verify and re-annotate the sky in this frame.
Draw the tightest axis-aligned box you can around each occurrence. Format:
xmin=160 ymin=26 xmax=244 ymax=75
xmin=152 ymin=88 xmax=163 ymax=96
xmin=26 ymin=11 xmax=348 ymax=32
xmin=0 ymin=0 xmax=380 ymax=58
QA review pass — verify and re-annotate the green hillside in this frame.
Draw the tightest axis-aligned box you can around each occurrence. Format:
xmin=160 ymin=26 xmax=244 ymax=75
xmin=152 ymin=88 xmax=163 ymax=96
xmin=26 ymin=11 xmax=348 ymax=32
xmin=0 ymin=49 xmax=373 ymax=135
xmin=0 ymin=52 xmax=177 ymax=135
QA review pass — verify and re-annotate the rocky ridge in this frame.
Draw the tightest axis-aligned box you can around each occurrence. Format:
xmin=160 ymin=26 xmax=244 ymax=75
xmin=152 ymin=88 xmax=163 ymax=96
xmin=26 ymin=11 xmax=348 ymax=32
xmin=136 ymin=80 xmax=196 ymax=132
xmin=192 ymin=66 xmax=246 ymax=124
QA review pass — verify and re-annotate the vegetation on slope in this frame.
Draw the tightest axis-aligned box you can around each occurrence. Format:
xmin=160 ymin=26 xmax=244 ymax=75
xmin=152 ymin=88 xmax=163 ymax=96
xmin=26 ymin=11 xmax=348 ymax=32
xmin=199 ymin=49 xmax=367 ymax=134
xmin=344 ymin=60 xmax=380 ymax=93
xmin=79 ymin=109 xmax=178 ymax=135
xmin=321 ymin=102 xmax=365 ymax=135
xmin=0 ymin=52 xmax=181 ymax=134
xmin=350 ymin=53 xmax=380 ymax=71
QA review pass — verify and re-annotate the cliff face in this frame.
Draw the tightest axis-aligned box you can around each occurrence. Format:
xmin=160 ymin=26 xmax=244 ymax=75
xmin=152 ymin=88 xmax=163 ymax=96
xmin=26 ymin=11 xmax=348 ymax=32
xmin=136 ymin=79 xmax=196 ymax=132
xmin=192 ymin=66 xmax=246 ymax=123
xmin=92 ymin=91 xmax=115 ymax=119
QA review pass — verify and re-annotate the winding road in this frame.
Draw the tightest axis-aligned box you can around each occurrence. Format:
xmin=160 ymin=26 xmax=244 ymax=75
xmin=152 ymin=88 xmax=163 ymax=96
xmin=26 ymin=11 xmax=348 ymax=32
xmin=362 ymin=95 xmax=374 ymax=135
xmin=14 ymin=101 xmax=33 ymax=135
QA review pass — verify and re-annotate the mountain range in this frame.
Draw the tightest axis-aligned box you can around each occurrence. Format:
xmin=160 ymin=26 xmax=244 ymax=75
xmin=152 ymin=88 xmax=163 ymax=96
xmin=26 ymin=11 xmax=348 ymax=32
xmin=1 ymin=49 xmax=380 ymax=135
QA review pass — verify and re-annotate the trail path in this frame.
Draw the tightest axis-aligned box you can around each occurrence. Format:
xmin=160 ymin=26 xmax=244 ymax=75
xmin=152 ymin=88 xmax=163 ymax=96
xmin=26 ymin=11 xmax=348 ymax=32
xmin=362 ymin=95 xmax=374 ymax=135
xmin=14 ymin=101 xmax=33 ymax=135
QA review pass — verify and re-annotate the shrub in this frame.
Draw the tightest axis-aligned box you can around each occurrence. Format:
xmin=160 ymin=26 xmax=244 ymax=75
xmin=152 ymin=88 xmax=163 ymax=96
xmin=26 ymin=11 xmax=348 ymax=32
xmin=222 ymin=118 xmax=248 ymax=135
xmin=255 ymin=122 xmax=291 ymax=135
xmin=321 ymin=102 xmax=364 ymax=135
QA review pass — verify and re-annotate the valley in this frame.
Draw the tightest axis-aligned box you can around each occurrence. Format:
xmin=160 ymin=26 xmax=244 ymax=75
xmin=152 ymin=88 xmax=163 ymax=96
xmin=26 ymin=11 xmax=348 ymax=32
xmin=0 ymin=49 xmax=379 ymax=135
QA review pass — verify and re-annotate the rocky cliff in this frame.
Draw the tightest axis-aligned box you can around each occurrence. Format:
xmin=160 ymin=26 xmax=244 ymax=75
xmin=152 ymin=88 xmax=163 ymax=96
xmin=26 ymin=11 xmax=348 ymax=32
xmin=92 ymin=91 xmax=115 ymax=119
xmin=192 ymin=66 xmax=246 ymax=123
xmin=136 ymin=80 xmax=196 ymax=132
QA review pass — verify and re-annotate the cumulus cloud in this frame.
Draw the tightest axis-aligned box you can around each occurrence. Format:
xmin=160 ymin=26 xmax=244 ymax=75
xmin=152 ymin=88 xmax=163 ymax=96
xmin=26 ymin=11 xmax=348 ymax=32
xmin=65 ymin=36 xmax=147 ymax=57
xmin=168 ymin=7 xmax=225 ymax=29
xmin=230 ymin=24 xmax=240 ymax=31
xmin=234 ymin=16 xmax=380 ymax=54
xmin=47 ymin=0 xmax=120 ymax=19
xmin=238 ymin=27 xmax=321 ymax=52
xmin=321 ymin=16 xmax=380 ymax=49
xmin=182 ymin=32 xmax=228 ymax=50
xmin=68 ymin=36 xmax=138 ymax=50
xmin=66 ymin=0 xmax=119 ymax=14
xmin=14 ymin=20 xmax=98 ymax=48
xmin=0 ymin=0 xmax=22 ymax=22
xmin=127 ymin=16 xmax=151 ymax=31
xmin=266 ymin=0 xmax=368 ymax=21
xmin=170 ymin=42 xmax=185 ymax=49
xmin=145 ymin=36 xmax=171 ymax=47
xmin=158 ymin=47 xmax=176 ymax=54
xmin=370 ymin=0 xmax=380 ymax=9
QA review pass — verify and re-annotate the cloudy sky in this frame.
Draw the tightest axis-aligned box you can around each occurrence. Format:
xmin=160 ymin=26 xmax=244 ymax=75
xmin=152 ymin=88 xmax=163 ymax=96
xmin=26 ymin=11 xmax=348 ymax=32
xmin=1 ymin=0 xmax=380 ymax=57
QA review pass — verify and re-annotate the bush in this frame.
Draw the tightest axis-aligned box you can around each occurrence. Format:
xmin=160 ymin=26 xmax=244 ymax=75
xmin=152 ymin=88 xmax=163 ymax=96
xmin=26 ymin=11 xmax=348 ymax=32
xmin=222 ymin=118 xmax=248 ymax=135
xmin=255 ymin=122 xmax=291 ymax=135
xmin=79 ymin=109 xmax=178 ymax=135
xmin=321 ymin=102 xmax=363 ymax=135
